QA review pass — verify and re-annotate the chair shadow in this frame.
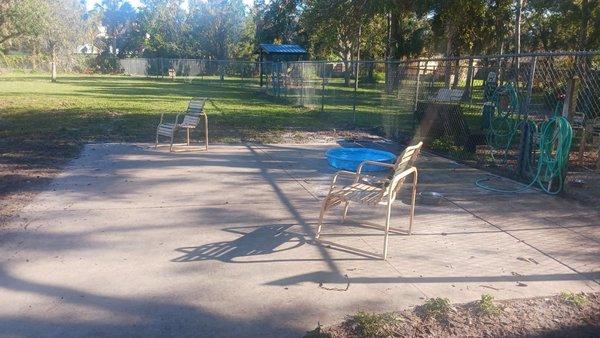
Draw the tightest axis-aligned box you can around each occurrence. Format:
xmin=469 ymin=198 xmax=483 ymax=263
xmin=154 ymin=142 xmax=208 ymax=153
xmin=172 ymin=224 xmax=306 ymax=263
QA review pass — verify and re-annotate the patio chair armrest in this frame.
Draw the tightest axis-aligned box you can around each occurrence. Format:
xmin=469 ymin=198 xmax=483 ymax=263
xmin=397 ymin=166 xmax=417 ymax=179
xmin=326 ymin=170 xmax=358 ymax=194
xmin=159 ymin=113 xmax=182 ymax=125
xmin=173 ymin=113 xmax=182 ymax=125
xmin=331 ymin=170 xmax=358 ymax=183
xmin=356 ymin=160 xmax=395 ymax=178
xmin=359 ymin=174 xmax=390 ymax=186
xmin=389 ymin=167 xmax=418 ymax=193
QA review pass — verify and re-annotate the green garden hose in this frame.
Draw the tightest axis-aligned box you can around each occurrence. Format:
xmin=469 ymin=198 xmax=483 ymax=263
xmin=476 ymin=115 xmax=573 ymax=194
xmin=485 ymin=82 xmax=521 ymax=163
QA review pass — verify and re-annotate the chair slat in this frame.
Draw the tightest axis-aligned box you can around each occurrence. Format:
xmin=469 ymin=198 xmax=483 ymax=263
xmin=181 ymin=115 xmax=200 ymax=127
xmin=186 ymin=98 xmax=206 ymax=115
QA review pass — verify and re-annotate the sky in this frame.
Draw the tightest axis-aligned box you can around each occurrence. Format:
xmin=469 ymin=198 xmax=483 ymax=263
xmin=86 ymin=0 xmax=254 ymax=10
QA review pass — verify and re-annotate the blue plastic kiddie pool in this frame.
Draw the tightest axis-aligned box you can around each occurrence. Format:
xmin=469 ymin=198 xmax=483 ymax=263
xmin=325 ymin=147 xmax=396 ymax=172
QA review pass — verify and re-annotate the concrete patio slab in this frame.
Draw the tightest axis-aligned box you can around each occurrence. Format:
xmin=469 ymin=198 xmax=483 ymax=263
xmin=1 ymin=142 xmax=598 ymax=337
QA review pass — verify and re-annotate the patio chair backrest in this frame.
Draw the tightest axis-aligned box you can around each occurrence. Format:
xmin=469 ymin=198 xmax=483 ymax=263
xmin=386 ymin=142 xmax=423 ymax=201
xmin=393 ymin=142 xmax=423 ymax=174
xmin=434 ymin=88 xmax=464 ymax=102
xmin=181 ymin=98 xmax=206 ymax=127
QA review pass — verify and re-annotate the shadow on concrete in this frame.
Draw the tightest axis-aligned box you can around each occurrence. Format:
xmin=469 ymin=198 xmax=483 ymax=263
xmin=172 ymin=224 xmax=306 ymax=262
xmin=0 ymin=262 xmax=307 ymax=337
xmin=266 ymin=271 xmax=600 ymax=287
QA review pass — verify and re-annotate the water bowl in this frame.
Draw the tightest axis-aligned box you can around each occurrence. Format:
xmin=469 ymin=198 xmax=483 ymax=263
xmin=418 ymin=191 xmax=445 ymax=205
xmin=325 ymin=147 xmax=396 ymax=172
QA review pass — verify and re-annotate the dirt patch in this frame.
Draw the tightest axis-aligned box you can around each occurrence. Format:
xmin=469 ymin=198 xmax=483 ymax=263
xmin=225 ymin=128 xmax=397 ymax=144
xmin=0 ymin=140 xmax=79 ymax=229
xmin=309 ymin=293 xmax=600 ymax=337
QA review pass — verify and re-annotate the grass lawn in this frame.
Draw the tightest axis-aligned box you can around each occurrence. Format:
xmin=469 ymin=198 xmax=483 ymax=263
xmin=0 ymin=72 xmax=416 ymax=213
xmin=0 ymin=73 xmax=415 ymax=148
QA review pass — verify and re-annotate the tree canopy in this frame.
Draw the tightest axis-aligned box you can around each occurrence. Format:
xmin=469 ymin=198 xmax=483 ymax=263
xmin=1 ymin=0 xmax=597 ymax=62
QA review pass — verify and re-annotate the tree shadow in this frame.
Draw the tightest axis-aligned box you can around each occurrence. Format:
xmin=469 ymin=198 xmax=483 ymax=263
xmin=172 ymin=224 xmax=306 ymax=263
xmin=0 ymin=263 xmax=307 ymax=337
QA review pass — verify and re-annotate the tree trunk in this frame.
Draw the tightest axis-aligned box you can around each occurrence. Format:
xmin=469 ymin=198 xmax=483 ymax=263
xmin=515 ymin=0 xmax=522 ymax=54
xmin=389 ymin=11 xmax=398 ymax=60
xmin=385 ymin=11 xmax=392 ymax=92
xmin=51 ymin=47 xmax=57 ymax=82
xmin=515 ymin=0 xmax=523 ymax=76
xmin=111 ymin=28 xmax=117 ymax=55
xmin=444 ymin=24 xmax=453 ymax=88
xmin=343 ymin=55 xmax=351 ymax=87
xmin=354 ymin=24 xmax=361 ymax=88
xmin=452 ymin=59 xmax=460 ymax=88
xmin=577 ymin=0 xmax=590 ymax=50
xmin=464 ymin=57 xmax=474 ymax=99
xmin=32 ymin=45 xmax=38 ymax=71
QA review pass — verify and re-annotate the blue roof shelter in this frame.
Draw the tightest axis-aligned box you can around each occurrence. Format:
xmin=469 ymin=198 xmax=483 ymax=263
xmin=257 ymin=44 xmax=307 ymax=87
xmin=258 ymin=44 xmax=307 ymax=62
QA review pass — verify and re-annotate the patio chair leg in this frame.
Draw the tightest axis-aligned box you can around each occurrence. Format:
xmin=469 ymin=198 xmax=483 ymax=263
xmin=204 ymin=115 xmax=209 ymax=151
xmin=382 ymin=200 xmax=393 ymax=260
xmin=408 ymin=170 xmax=418 ymax=235
xmin=316 ymin=199 xmax=329 ymax=239
xmin=341 ymin=202 xmax=350 ymax=222
xmin=169 ymin=133 xmax=174 ymax=152
xmin=155 ymin=131 xmax=159 ymax=149
xmin=186 ymin=128 xmax=190 ymax=146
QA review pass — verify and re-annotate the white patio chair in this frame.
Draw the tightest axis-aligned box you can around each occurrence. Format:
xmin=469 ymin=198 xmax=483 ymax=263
xmin=316 ymin=142 xmax=423 ymax=259
xmin=155 ymin=97 xmax=209 ymax=151
xmin=432 ymin=88 xmax=464 ymax=102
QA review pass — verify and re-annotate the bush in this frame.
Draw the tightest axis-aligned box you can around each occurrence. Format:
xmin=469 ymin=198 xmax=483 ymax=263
xmin=478 ymin=294 xmax=502 ymax=316
xmin=359 ymin=71 xmax=384 ymax=84
xmin=352 ymin=311 xmax=401 ymax=337
xmin=91 ymin=52 xmax=123 ymax=74
xmin=561 ymin=291 xmax=587 ymax=308
xmin=421 ymin=298 xmax=452 ymax=319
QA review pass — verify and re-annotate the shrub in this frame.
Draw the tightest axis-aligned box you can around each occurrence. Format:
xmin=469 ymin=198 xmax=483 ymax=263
xmin=304 ymin=323 xmax=332 ymax=338
xmin=421 ymin=298 xmax=452 ymax=319
xmin=359 ymin=70 xmax=385 ymax=84
xmin=91 ymin=52 xmax=123 ymax=74
xmin=561 ymin=291 xmax=587 ymax=308
xmin=352 ymin=311 xmax=401 ymax=337
xmin=478 ymin=294 xmax=501 ymax=316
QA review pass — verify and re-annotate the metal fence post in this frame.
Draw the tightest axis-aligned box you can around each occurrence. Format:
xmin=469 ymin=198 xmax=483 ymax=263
xmin=524 ymin=56 xmax=537 ymax=118
xmin=321 ymin=61 xmax=325 ymax=112
xmin=352 ymin=61 xmax=358 ymax=124
xmin=414 ymin=61 xmax=421 ymax=113
xmin=160 ymin=58 xmax=164 ymax=79
xmin=220 ymin=61 xmax=225 ymax=85
xmin=562 ymin=75 xmax=581 ymax=121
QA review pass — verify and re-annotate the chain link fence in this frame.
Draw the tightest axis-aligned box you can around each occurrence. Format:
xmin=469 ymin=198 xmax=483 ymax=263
xmin=119 ymin=58 xmax=263 ymax=88
xmin=254 ymin=52 xmax=599 ymax=203
xmin=0 ymin=54 xmax=96 ymax=73
xmin=2 ymin=51 xmax=598 ymax=202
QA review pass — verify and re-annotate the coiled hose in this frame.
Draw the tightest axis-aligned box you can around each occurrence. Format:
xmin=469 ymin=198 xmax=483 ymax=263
xmin=476 ymin=115 xmax=573 ymax=194
xmin=485 ymin=82 xmax=521 ymax=163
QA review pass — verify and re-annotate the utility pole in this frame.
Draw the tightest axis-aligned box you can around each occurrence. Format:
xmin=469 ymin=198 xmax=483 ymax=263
xmin=515 ymin=0 xmax=523 ymax=55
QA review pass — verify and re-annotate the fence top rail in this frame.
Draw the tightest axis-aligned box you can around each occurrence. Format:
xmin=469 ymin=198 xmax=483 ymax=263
xmin=119 ymin=58 xmax=265 ymax=64
xmin=116 ymin=50 xmax=599 ymax=67
xmin=401 ymin=50 xmax=600 ymax=63
xmin=274 ymin=51 xmax=599 ymax=64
